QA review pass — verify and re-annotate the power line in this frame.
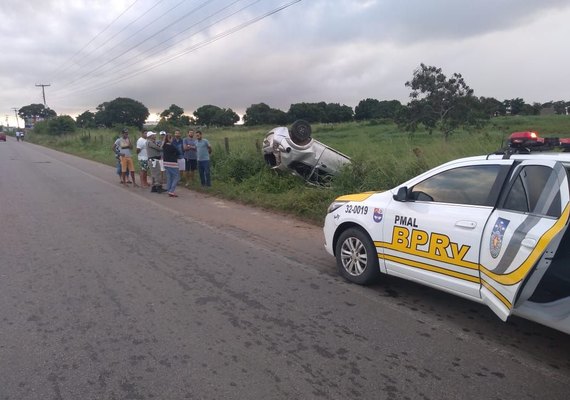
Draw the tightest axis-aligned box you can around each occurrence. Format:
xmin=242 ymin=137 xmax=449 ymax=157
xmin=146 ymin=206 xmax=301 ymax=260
xmin=47 ymin=0 xmax=141 ymax=83
xmin=50 ymin=0 xmax=303 ymax=102
xmin=51 ymin=0 xmax=213 ymax=91
xmin=59 ymin=0 xmax=248 ymax=93
xmin=57 ymin=0 xmax=220 ymax=91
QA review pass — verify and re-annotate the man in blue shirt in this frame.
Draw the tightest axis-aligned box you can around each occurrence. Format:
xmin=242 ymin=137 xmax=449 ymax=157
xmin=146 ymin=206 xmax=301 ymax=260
xmin=195 ymin=130 xmax=212 ymax=187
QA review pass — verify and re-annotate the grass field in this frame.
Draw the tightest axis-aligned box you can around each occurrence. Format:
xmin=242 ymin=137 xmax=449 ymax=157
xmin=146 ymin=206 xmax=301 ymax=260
xmin=28 ymin=115 xmax=570 ymax=224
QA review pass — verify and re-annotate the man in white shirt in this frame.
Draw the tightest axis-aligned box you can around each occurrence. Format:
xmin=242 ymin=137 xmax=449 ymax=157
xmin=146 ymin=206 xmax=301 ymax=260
xmin=136 ymin=130 xmax=150 ymax=187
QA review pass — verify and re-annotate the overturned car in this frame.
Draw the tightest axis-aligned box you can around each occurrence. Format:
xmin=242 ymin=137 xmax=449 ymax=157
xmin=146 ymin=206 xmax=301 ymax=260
xmin=262 ymin=120 xmax=351 ymax=185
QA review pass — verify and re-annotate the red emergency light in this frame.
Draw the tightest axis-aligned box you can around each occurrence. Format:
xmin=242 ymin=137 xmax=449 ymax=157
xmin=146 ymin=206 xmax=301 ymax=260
xmin=509 ymin=131 xmax=544 ymax=147
xmin=508 ymin=131 xmax=570 ymax=151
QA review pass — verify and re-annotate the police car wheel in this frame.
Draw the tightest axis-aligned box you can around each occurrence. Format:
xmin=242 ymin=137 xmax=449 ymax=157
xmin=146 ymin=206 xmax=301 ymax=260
xmin=335 ymin=228 xmax=380 ymax=285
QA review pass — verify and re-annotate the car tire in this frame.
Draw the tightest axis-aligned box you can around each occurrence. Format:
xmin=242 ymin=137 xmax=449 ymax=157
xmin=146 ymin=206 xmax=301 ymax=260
xmin=335 ymin=228 xmax=380 ymax=285
xmin=290 ymin=120 xmax=312 ymax=145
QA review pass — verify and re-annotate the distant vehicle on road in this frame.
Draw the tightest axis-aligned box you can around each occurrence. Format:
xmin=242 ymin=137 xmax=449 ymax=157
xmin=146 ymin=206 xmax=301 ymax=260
xmin=262 ymin=120 xmax=351 ymax=185
xmin=0 ymin=132 xmax=6 ymax=142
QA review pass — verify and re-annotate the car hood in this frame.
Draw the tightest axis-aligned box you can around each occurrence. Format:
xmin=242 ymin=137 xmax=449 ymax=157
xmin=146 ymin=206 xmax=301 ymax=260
xmin=335 ymin=191 xmax=385 ymax=203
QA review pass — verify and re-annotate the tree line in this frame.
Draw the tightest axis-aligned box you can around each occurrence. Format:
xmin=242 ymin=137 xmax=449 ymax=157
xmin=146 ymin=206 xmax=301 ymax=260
xmin=14 ymin=63 xmax=570 ymax=138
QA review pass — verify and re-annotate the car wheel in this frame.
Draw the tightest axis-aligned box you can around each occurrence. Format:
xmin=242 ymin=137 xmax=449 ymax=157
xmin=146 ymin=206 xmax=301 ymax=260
xmin=335 ymin=228 xmax=380 ymax=285
xmin=290 ymin=120 xmax=312 ymax=145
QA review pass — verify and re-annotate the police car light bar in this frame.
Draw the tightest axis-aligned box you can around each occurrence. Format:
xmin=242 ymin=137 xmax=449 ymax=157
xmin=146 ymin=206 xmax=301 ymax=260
xmin=508 ymin=131 xmax=570 ymax=151
xmin=509 ymin=131 xmax=544 ymax=147
xmin=559 ymin=138 xmax=570 ymax=151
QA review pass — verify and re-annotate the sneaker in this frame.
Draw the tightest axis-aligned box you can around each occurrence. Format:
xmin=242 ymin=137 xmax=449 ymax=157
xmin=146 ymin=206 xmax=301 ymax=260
xmin=151 ymin=186 xmax=158 ymax=193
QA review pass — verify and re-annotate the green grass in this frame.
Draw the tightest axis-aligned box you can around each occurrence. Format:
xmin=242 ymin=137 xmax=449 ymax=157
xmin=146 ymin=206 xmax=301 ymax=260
xmin=27 ymin=115 xmax=570 ymax=224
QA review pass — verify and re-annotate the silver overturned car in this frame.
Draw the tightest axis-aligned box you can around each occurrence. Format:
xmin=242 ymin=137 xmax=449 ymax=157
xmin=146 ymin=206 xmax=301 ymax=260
xmin=262 ymin=120 xmax=351 ymax=185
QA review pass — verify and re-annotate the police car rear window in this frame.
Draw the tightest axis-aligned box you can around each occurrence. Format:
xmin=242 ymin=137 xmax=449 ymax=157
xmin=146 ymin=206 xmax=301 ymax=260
xmin=410 ymin=165 xmax=501 ymax=206
xmin=502 ymin=165 xmax=562 ymax=218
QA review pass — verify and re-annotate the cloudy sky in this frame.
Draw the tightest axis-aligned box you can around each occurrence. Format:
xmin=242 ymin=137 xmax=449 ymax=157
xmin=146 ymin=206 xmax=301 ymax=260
xmin=1 ymin=0 xmax=569 ymax=127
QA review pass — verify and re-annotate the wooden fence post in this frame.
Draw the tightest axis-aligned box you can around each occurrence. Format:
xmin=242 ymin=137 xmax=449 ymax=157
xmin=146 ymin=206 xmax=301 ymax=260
xmin=224 ymin=137 xmax=230 ymax=153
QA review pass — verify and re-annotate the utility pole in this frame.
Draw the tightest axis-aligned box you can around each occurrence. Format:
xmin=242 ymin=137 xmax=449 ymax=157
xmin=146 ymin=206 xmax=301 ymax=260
xmin=35 ymin=83 xmax=51 ymax=106
xmin=12 ymin=108 xmax=20 ymax=128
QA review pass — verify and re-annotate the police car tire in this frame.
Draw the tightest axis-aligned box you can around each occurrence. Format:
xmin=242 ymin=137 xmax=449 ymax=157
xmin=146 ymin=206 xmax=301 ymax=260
xmin=290 ymin=119 xmax=312 ymax=145
xmin=335 ymin=228 xmax=380 ymax=285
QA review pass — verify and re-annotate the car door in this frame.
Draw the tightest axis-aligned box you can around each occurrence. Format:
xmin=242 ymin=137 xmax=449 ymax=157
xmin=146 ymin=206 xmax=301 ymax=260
xmin=380 ymin=161 xmax=512 ymax=300
xmin=479 ymin=160 xmax=570 ymax=320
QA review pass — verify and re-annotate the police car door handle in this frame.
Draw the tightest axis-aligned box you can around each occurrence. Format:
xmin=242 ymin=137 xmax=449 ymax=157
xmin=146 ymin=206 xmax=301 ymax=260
xmin=455 ymin=220 xmax=477 ymax=229
xmin=521 ymin=238 xmax=537 ymax=248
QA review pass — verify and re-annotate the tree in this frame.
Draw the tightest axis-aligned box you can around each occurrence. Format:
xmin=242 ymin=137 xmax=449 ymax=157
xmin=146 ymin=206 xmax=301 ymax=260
xmin=355 ymin=99 xmax=401 ymax=120
xmin=324 ymin=103 xmax=354 ymax=123
xmin=213 ymin=108 xmax=240 ymax=126
xmin=523 ymin=102 xmax=542 ymax=116
xmin=243 ymin=103 xmax=271 ymax=125
xmin=193 ymin=105 xmax=240 ymax=126
xmin=552 ymin=100 xmax=569 ymax=115
xmin=160 ymin=104 xmax=185 ymax=124
xmin=504 ymin=98 xmax=526 ymax=115
xmin=94 ymin=97 xmax=149 ymax=129
xmin=287 ymin=102 xmax=327 ymax=123
xmin=243 ymin=103 xmax=289 ymax=126
xmin=76 ymin=110 xmax=96 ymax=128
xmin=479 ymin=97 xmax=505 ymax=117
xmin=354 ymin=98 xmax=380 ymax=120
xmin=18 ymin=104 xmax=57 ymax=126
xmin=194 ymin=105 xmax=222 ymax=126
xmin=37 ymin=115 xmax=76 ymax=135
xmin=180 ymin=115 xmax=194 ymax=126
xmin=400 ymin=63 xmax=483 ymax=139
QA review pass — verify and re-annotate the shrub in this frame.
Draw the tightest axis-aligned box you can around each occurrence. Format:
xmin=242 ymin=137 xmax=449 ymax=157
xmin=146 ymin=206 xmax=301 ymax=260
xmin=212 ymin=150 xmax=266 ymax=183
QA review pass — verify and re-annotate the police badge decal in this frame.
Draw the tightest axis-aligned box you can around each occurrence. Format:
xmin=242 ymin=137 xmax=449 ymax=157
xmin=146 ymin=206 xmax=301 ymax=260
xmin=490 ymin=217 xmax=510 ymax=259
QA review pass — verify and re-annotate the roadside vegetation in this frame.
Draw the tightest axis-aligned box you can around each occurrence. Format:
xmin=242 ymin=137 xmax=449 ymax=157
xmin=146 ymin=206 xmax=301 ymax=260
xmin=26 ymin=115 xmax=570 ymax=224
xmin=10 ymin=64 xmax=570 ymax=223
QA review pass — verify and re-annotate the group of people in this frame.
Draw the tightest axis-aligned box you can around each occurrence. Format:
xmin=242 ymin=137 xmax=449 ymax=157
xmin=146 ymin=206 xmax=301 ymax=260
xmin=113 ymin=127 xmax=212 ymax=197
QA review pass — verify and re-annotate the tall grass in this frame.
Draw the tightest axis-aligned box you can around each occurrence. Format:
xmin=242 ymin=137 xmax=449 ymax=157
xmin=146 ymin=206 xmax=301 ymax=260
xmin=27 ymin=116 xmax=570 ymax=224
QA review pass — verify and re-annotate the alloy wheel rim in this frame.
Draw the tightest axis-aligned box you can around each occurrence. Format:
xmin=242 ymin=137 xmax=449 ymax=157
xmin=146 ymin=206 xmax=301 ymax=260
xmin=340 ymin=237 xmax=367 ymax=276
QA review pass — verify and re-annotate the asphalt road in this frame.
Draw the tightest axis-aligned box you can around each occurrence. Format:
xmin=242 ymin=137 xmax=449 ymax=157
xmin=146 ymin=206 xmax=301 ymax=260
xmin=0 ymin=137 xmax=568 ymax=400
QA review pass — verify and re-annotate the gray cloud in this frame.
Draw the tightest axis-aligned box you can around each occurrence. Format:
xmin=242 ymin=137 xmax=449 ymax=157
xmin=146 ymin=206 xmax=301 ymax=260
xmin=1 ymin=0 xmax=569 ymax=126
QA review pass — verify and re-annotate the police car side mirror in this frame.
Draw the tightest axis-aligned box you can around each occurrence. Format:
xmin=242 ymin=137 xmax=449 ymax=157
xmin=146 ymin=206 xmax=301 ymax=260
xmin=393 ymin=186 xmax=409 ymax=202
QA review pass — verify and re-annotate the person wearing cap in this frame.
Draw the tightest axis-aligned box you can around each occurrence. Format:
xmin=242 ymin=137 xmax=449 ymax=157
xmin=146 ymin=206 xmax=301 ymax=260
xmin=146 ymin=131 xmax=164 ymax=193
xmin=115 ymin=128 xmax=137 ymax=186
xmin=136 ymin=130 xmax=150 ymax=187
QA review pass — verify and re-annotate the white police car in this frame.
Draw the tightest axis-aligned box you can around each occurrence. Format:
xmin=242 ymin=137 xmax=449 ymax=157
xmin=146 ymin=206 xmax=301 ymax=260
xmin=324 ymin=132 xmax=570 ymax=334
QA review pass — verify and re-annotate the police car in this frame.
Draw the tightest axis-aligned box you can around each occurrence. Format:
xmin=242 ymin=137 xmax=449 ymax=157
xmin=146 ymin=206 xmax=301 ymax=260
xmin=324 ymin=132 xmax=570 ymax=334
